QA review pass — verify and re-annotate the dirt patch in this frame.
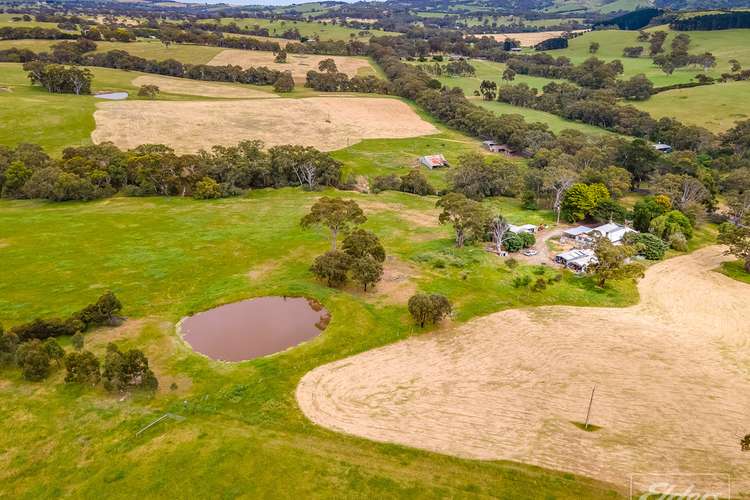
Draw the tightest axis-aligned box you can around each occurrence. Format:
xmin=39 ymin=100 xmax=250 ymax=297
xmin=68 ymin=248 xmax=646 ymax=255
xmin=247 ymin=260 xmax=280 ymax=281
xmin=92 ymin=97 xmax=438 ymax=153
xmin=131 ymin=75 xmax=277 ymax=99
xmin=297 ymin=246 xmax=750 ymax=493
xmin=209 ymin=49 xmax=374 ymax=82
xmin=359 ymin=199 xmax=440 ymax=228
xmin=477 ymin=30 xmax=588 ymax=47
xmin=345 ymin=256 xmax=419 ymax=304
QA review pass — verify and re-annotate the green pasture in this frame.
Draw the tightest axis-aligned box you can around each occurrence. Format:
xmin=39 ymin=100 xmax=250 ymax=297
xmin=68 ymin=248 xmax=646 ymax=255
xmin=0 ymin=190 xmax=635 ymax=498
xmin=199 ymin=17 xmax=399 ymax=41
xmin=545 ymin=27 xmax=750 ymax=86
xmin=0 ymin=39 xmax=224 ymax=64
xmin=0 ymin=62 xmax=275 ymax=155
xmin=718 ymin=260 xmax=750 ymax=284
xmin=0 ymin=13 xmax=70 ymax=30
xmin=475 ymin=99 xmax=618 ymax=136
xmin=632 ymin=80 xmax=750 ymax=133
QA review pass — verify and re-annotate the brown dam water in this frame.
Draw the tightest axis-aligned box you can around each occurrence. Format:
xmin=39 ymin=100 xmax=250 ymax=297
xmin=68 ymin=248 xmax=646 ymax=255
xmin=180 ymin=296 xmax=330 ymax=362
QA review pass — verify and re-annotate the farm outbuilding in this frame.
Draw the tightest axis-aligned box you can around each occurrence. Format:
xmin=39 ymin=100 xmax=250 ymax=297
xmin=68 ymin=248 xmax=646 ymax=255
xmin=419 ymin=154 xmax=449 ymax=169
xmin=555 ymin=249 xmax=597 ymax=272
xmin=509 ymin=224 xmax=537 ymax=234
xmin=561 ymin=223 xmax=637 ymax=248
xmin=482 ymin=141 xmax=514 ymax=155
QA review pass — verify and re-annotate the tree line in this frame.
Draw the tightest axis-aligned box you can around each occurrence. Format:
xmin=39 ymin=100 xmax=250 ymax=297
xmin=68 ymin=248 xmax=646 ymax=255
xmin=0 ymin=39 xmax=294 ymax=92
xmin=0 ymin=141 xmax=344 ymax=201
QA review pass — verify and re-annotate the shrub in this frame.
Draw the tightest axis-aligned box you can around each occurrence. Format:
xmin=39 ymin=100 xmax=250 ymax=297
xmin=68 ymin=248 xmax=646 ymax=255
xmin=71 ymin=331 xmax=84 ymax=351
xmin=16 ymin=340 xmax=51 ymax=381
xmin=668 ymin=232 xmax=688 ymax=251
xmin=400 ymin=169 xmax=435 ymax=195
xmin=519 ymin=232 xmax=536 ymax=248
xmin=75 ymin=291 xmax=122 ymax=328
xmin=531 ymin=277 xmax=547 ymax=292
xmin=512 ymin=275 xmax=532 ymax=288
xmin=193 ymin=177 xmax=223 ymax=199
xmin=137 ymin=84 xmax=159 ymax=98
xmin=371 ymin=174 xmax=402 ymax=193
xmin=64 ymin=350 xmax=101 ymax=385
xmin=635 ymin=232 xmax=669 ymax=260
xmin=0 ymin=327 xmax=19 ymax=366
xmin=650 ymin=210 xmax=693 ymax=240
xmin=742 ymin=434 xmax=750 ymax=452
xmin=43 ymin=338 xmax=65 ymax=366
xmin=505 ymin=257 xmax=518 ymax=269
xmin=503 ymin=233 xmax=524 ymax=252
xmin=273 ymin=71 xmax=294 ymax=93
xmin=12 ymin=317 xmax=82 ymax=342
xmin=407 ymin=293 xmax=452 ymax=327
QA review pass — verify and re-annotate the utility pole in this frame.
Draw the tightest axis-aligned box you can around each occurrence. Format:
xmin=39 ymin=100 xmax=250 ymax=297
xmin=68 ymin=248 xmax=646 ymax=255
xmin=584 ymin=385 xmax=596 ymax=430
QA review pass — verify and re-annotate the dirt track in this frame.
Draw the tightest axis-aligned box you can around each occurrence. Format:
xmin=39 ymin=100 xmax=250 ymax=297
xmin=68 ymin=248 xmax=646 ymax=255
xmin=91 ymin=97 xmax=438 ymax=152
xmin=297 ymin=246 xmax=750 ymax=493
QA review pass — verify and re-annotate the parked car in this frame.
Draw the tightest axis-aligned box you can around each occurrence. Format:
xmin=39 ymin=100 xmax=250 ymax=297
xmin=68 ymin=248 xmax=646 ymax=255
xmin=522 ymin=248 xmax=538 ymax=256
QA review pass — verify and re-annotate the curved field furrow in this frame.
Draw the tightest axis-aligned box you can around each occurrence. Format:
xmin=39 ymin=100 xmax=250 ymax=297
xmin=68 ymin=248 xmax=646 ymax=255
xmin=297 ymin=246 xmax=750 ymax=493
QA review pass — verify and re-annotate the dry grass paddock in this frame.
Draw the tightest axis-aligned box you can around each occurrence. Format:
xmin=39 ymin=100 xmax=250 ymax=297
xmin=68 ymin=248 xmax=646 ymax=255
xmin=208 ymin=49 xmax=375 ymax=82
xmin=91 ymin=96 xmax=438 ymax=152
xmin=297 ymin=246 xmax=750 ymax=494
xmin=131 ymin=75 xmax=277 ymax=99
xmin=477 ymin=30 xmax=588 ymax=46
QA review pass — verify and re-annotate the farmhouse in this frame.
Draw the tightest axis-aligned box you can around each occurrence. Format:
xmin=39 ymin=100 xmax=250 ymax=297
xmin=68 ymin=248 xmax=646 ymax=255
xmin=555 ymin=248 xmax=597 ymax=272
xmin=591 ymin=222 xmax=637 ymax=244
xmin=419 ymin=154 xmax=449 ymax=169
xmin=482 ymin=141 xmax=514 ymax=155
xmin=561 ymin=223 xmax=637 ymax=248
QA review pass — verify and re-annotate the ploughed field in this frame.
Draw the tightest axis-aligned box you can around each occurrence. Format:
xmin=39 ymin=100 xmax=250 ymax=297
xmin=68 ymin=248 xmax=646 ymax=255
xmin=208 ymin=49 xmax=377 ymax=82
xmin=298 ymin=246 xmax=750 ymax=493
xmin=91 ymin=97 xmax=439 ymax=152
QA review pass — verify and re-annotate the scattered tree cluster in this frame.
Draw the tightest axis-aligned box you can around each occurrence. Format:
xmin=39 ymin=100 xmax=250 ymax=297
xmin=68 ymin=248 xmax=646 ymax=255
xmin=302 ymin=198 xmax=386 ymax=291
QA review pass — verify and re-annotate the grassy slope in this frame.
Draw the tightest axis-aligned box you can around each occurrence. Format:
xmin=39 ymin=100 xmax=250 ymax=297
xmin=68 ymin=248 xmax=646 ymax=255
xmin=0 ymin=62 xmax=274 ymax=155
xmin=202 ymin=17 xmax=399 ymax=41
xmin=546 ymin=27 xmax=750 ymax=86
xmin=632 ymin=80 xmax=750 ymax=133
xmin=412 ymin=58 xmax=617 ymax=136
xmin=0 ymin=191 xmax=632 ymax=499
xmin=718 ymin=260 xmax=750 ymax=284
xmin=0 ymin=39 xmax=223 ymax=64
xmin=0 ymin=13 xmax=71 ymax=30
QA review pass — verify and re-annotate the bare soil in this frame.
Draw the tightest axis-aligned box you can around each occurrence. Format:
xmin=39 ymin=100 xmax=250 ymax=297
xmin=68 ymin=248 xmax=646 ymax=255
xmin=91 ymin=97 xmax=438 ymax=152
xmin=131 ymin=75 xmax=277 ymax=99
xmin=297 ymin=246 xmax=750 ymax=493
xmin=477 ymin=30 xmax=588 ymax=46
xmin=208 ymin=49 xmax=374 ymax=82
